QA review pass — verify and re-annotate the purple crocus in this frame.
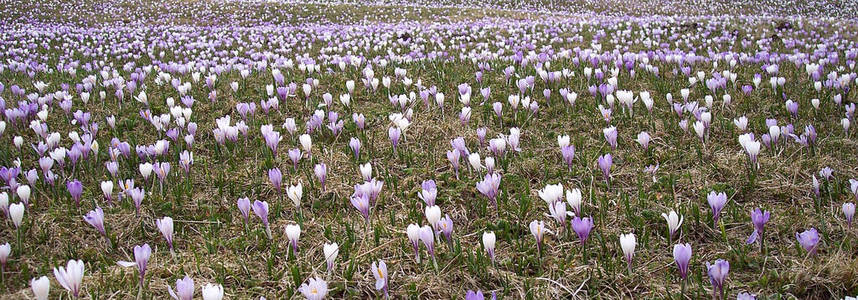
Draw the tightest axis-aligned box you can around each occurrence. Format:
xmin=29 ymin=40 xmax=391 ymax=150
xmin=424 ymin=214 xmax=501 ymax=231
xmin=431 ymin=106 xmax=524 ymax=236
xmin=84 ymin=207 xmax=107 ymax=237
xmin=268 ymin=168 xmax=282 ymax=193
xmin=314 ymin=163 xmax=327 ymax=191
xmin=371 ymin=260 xmax=389 ymax=299
xmin=446 ymin=150 xmax=460 ymax=179
xmin=237 ymin=197 xmax=251 ymax=224
xmin=673 ymin=243 xmax=692 ymax=280
xmin=117 ymin=244 xmax=152 ymax=289
xmin=167 ymin=275 xmax=194 ymax=300
xmin=476 ymin=173 xmax=501 ymax=210
xmin=438 ymin=214 xmax=453 ymax=245
xmin=418 ymin=180 xmax=437 ymax=207
xmin=349 ymin=137 xmax=361 ymax=159
xmin=419 ymin=225 xmax=437 ymax=268
xmin=706 ymin=259 xmax=729 ymax=298
xmin=746 ymin=209 xmax=770 ymax=246
xmin=253 ymin=200 xmax=271 ymax=239
xmin=288 ymin=148 xmax=302 ymax=169
xmin=388 ymin=127 xmax=401 ymax=153
xmin=707 ymin=191 xmax=727 ymax=225
xmin=597 ymin=154 xmax=613 ymax=185
xmin=350 ymin=194 xmax=371 ymax=224
xmin=67 ymin=179 xmax=83 ymax=206
xmin=571 ymin=216 xmax=594 ymax=245
xmin=795 ymin=228 xmax=819 ymax=255
xmin=561 ymin=145 xmax=575 ymax=171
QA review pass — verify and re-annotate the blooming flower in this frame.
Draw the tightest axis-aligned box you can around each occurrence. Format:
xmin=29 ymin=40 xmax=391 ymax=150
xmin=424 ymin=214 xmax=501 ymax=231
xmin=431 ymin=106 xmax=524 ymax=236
xmin=31 ymin=276 xmax=50 ymax=300
xmin=202 ymin=283 xmax=224 ymax=300
xmin=706 ymin=259 xmax=729 ymax=298
xmin=795 ymin=228 xmax=819 ymax=255
xmin=299 ymin=277 xmax=328 ymax=300
xmin=746 ymin=209 xmax=770 ymax=245
xmin=844 ymin=202 xmax=855 ymax=228
xmin=54 ymin=259 xmax=85 ymax=297
xmin=407 ymin=224 xmax=421 ymax=263
xmin=706 ymin=191 xmax=727 ymax=225
xmin=673 ymin=243 xmax=692 ymax=280
xmin=116 ymin=244 xmax=152 ymax=288
xmin=324 ymin=242 xmax=339 ymax=272
xmin=571 ymin=216 xmax=594 ymax=245
xmin=157 ymin=216 xmax=175 ymax=251
xmin=529 ymin=220 xmax=548 ymax=255
xmin=167 ymin=275 xmax=194 ymax=300
xmin=371 ymin=260 xmax=389 ymax=299
xmin=84 ymin=207 xmax=107 ymax=236
xmin=662 ymin=210 xmax=683 ymax=241
xmin=483 ymin=231 xmax=496 ymax=263
xmin=285 ymin=224 xmax=301 ymax=253
xmin=619 ymin=233 xmax=636 ymax=272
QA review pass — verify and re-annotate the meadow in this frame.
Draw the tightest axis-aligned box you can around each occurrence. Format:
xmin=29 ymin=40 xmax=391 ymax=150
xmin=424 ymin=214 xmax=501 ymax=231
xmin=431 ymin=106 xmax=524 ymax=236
xmin=0 ymin=0 xmax=857 ymax=299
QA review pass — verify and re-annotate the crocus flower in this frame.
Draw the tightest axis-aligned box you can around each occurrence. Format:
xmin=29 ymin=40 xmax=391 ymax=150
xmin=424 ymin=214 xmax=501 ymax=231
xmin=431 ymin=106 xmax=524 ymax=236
xmin=407 ymin=224 xmax=421 ymax=263
xmin=447 ymin=150 xmax=460 ymax=179
xmin=157 ymin=216 xmax=175 ymax=253
xmin=737 ymin=292 xmax=756 ymax=300
xmin=31 ymin=276 xmax=50 ymax=300
xmin=603 ymin=126 xmax=618 ymax=150
xmin=529 ymin=220 xmax=548 ymax=255
xmin=418 ymin=180 xmax=437 ymax=207
xmin=168 ymin=275 xmax=194 ymax=300
xmin=299 ymin=277 xmax=328 ymax=300
xmin=706 ymin=259 xmax=729 ymax=298
xmin=538 ymin=184 xmax=564 ymax=204
xmin=438 ymin=214 xmax=453 ymax=244
xmin=349 ymin=138 xmax=361 ymax=160
xmin=619 ymin=233 xmax=636 ymax=272
xmin=252 ymin=200 xmax=271 ymax=239
xmin=117 ymin=244 xmax=152 ymax=288
xmin=795 ymin=228 xmax=819 ymax=255
xmin=287 ymin=182 xmax=303 ymax=208
xmin=673 ymin=243 xmax=692 ymax=280
xmin=285 ymin=224 xmax=301 ymax=253
xmin=0 ymin=243 xmax=9 ymax=271
xmin=314 ymin=163 xmax=328 ymax=191
xmin=202 ymin=284 xmax=224 ymax=300
xmin=388 ymin=127 xmax=401 ymax=152
xmin=476 ymin=173 xmax=501 ymax=210
xmin=707 ymin=191 xmax=728 ymax=225
xmin=268 ymin=168 xmax=282 ymax=193
xmin=597 ymin=154 xmax=612 ymax=185
xmin=9 ymin=203 xmax=24 ymax=228
xmin=571 ymin=216 xmax=594 ymax=245
xmin=129 ymin=188 xmax=145 ymax=215
xmin=323 ymin=242 xmax=339 ymax=273
xmin=746 ymin=209 xmax=770 ymax=246
xmin=237 ymin=197 xmax=251 ymax=224
xmin=561 ymin=145 xmax=575 ymax=171
xmin=67 ymin=180 xmax=83 ymax=206
xmin=371 ymin=260 xmax=389 ymax=299
xmin=84 ymin=207 xmax=107 ymax=236
xmin=636 ymin=131 xmax=651 ymax=151
xmin=350 ymin=194 xmax=371 ymax=223
xmin=662 ymin=210 xmax=683 ymax=242
xmin=288 ymin=148 xmax=302 ymax=169
xmin=844 ymin=202 xmax=855 ymax=228
xmin=483 ymin=231 xmax=496 ymax=263
xmin=101 ymin=181 xmax=113 ymax=204
xmin=466 ymin=290 xmax=485 ymax=300
xmin=419 ymin=225 xmax=437 ymax=267
xmin=54 ymin=259 xmax=85 ymax=298
xmin=16 ymin=185 xmax=30 ymax=207
xmin=566 ymin=188 xmax=583 ymax=215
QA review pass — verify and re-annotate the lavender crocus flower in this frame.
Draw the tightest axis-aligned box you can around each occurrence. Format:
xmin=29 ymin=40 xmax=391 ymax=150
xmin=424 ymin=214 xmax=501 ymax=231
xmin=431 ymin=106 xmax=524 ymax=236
xmin=746 ymin=208 xmax=770 ymax=245
xmin=349 ymin=137 xmax=361 ymax=160
xmin=167 ymin=275 xmax=194 ymax=300
xmin=418 ymin=180 xmax=437 ymax=207
xmin=268 ymin=168 xmax=282 ymax=193
xmin=117 ymin=244 xmax=152 ymax=288
xmin=571 ymin=216 xmax=594 ymax=245
xmin=157 ymin=216 xmax=174 ymax=253
xmin=795 ymin=228 xmax=819 ymax=255
xmin=438 ymin=214 xmax=453 ymax=244
xmin=419 ymin=225 xmax=436 ymax=267
xmin=707 ymin=191 xmax=727 ymax=225
xmin=388 ymin=127 xmax=401 ymax=153
xmin=237 ymin=197 xmax=251 ymax=224
xmin=67 ymin=180 xmax=83 ymax=206
xmin=561 ymin=145 xmax=575 ymax=171
xmin=288 ymin=148 xmax=302 ymax=169
xmin=706 ymin=259 xmax=729 ymax=298
xmin=314 ymin=163 xmax=327 ymax=191
xmin=252 ymin=200 xmax=271 ymax=239
xmin=447 ymin=150 xmax=460 ymax=179
xmin=597 ymin=154 xmax=613 ymax=185
xmin=350 ymin=194 xmax=370 ymax=224
xmin=673 ymin=243 xmax=692 ymax=280
xmin=476 ymin=173 xmax=501 ymax=210
xmin=84 ymin=207 xmax=106 ymax=236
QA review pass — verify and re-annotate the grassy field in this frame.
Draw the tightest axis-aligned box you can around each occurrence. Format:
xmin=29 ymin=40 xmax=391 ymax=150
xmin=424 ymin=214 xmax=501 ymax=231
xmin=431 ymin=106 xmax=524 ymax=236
xmin=0 ymin=0 xmax=857 ymax=299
